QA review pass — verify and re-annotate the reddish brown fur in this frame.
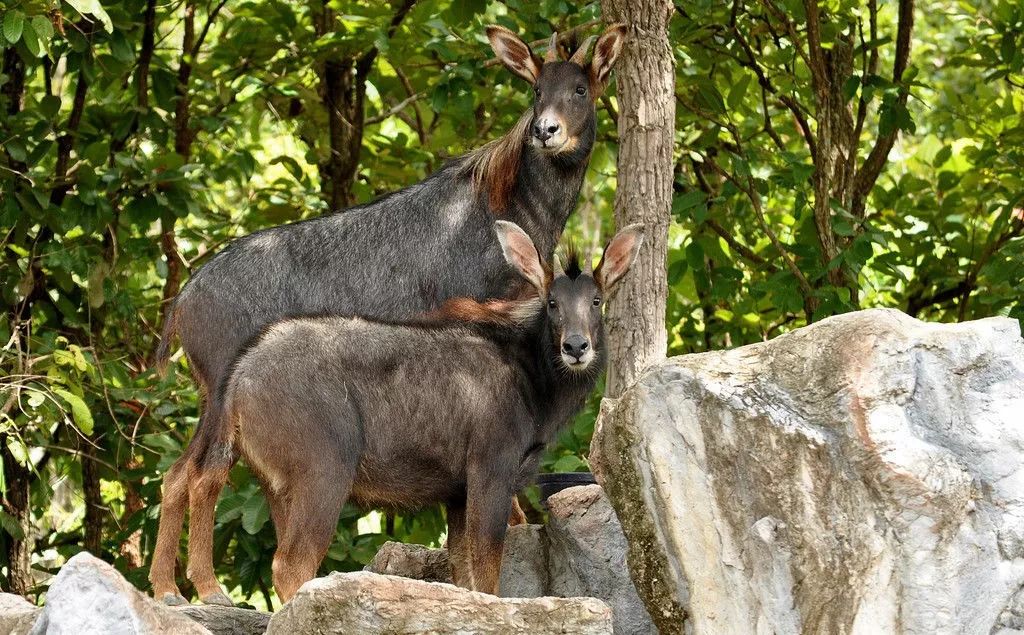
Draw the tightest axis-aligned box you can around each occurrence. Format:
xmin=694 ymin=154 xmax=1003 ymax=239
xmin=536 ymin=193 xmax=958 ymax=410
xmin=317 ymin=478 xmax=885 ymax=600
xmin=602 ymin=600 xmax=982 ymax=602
xmin=463 ymin=111 xmax=533 ymax=214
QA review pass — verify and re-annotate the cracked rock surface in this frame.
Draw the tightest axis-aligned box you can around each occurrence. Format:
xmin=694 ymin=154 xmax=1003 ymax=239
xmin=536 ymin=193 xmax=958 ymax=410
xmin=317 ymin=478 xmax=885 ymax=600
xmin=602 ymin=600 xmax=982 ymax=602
xmin=592 ymin=308 xmax=1024 ymax=634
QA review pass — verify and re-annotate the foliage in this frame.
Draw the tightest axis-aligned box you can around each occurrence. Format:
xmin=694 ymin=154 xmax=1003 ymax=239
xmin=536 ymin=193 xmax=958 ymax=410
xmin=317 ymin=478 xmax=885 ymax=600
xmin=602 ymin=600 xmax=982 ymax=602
xmin=1 ymin=0 xmax=1021 ymax=608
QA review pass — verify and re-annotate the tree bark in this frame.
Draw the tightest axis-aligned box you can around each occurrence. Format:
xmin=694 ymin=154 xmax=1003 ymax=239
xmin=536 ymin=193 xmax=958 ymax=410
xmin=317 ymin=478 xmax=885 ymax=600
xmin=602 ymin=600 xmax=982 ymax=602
xmin=310 ymin=0 xmax=415 ymax=210
xmin=0 ymin=433 xmax=33 ymax=595
xmin=600 ymin=0 xmax=675 ymax=398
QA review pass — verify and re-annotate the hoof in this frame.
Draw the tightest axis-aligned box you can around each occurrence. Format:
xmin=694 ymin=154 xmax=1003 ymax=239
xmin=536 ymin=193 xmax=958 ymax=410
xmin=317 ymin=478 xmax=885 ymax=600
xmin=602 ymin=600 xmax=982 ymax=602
xmin=161 ymin=593 xmax=189 ymax=606
xmin=201 ymin=591 xmax=234 ymax=607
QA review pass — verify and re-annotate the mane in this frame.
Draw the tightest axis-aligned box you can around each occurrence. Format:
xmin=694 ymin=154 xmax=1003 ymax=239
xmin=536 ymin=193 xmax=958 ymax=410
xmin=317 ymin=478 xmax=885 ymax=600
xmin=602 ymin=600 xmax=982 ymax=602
xmin=560 ymin=242 xmax=585 ymax=280
xmin=460 ymin=110 xmax=533 ymax=214
xmin=429 ymin=295 xmax=543 ymax=328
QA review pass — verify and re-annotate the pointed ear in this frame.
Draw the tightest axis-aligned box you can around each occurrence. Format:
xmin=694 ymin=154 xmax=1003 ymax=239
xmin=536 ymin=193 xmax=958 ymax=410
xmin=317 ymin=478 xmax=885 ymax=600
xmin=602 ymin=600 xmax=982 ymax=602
xmin=589 ymin=24 xmax=627 ymax=96
xmin=487 ymin=25 xmax=542 ymax=85
xmin=595 ymin=224 xmax=644 ymax=292
xmin=494 ymin=221 xmax=548 ymax=292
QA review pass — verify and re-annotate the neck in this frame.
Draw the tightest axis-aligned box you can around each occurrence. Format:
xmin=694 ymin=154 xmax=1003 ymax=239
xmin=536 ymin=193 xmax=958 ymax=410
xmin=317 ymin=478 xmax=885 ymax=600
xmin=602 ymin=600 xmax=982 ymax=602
xmin=506 ymin=119 xmax=595 ymax=259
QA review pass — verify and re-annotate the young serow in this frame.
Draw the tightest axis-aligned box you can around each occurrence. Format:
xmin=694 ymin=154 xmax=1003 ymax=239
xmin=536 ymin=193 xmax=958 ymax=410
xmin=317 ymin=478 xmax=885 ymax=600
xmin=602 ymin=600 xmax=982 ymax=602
xmin=154 ymin=221 xmax=643 ymax=603
xmin=150 ymin=24 xmax=627 ymax=605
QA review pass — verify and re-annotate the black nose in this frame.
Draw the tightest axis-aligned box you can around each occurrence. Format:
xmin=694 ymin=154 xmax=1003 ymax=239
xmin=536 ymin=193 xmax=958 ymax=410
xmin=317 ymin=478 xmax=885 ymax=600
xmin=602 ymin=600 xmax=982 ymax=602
xmin=532 ymin=119 xmax=560 ymax=142
xmin=562 ymin=335 xmax=590 ymax=360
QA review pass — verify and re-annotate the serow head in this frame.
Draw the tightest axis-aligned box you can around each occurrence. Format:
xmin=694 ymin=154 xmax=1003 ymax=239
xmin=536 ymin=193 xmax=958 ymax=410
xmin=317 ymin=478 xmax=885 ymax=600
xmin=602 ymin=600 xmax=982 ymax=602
xmin=494 ymin=220 xmax=644 ymax=373
xmin=486 ymin=23 xmax=628 ymax=155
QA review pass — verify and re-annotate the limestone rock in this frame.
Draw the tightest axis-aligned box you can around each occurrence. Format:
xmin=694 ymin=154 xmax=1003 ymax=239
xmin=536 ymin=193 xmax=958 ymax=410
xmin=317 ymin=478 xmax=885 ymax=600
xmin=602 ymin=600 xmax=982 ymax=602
xmin=173 ymin=605 xmax=270 ymax=635
xmin=592 ymin=308 xmax=1024 ymax=634
xmin=367 ymin=541 xmax=452 ymax=583
xmin=0 ymin=593 xmax=41 ymax=635
xmin=497 ymin=522 xmax=547 ymax=599
xmin=365 ymin=500 xmax=651 ymax=633
xmin=546 ymin=485 xmax=656 ymax=635
xmin=29 ymin=552 xmax=210 ymax=634
xmin=365 ymin=524 xmax=546 ymax=597
xmin=266 ymin=571 xmax=612 ymax=634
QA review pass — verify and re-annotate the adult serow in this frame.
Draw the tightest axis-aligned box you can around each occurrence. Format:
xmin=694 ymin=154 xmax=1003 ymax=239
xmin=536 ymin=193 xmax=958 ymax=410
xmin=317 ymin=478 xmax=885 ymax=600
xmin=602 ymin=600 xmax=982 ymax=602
xmin=156 ymin=220 xmax=643 ymax=603
xmin=150 ymin=23 xmax=626 ymax=606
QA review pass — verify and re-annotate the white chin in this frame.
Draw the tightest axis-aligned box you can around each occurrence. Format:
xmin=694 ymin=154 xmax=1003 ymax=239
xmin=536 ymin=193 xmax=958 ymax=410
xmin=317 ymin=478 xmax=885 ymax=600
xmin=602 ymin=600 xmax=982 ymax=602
xmin=532 ymin=137 xmax=568 ymax=153
xmin=561 ymin=352 xmax=594 ymax=371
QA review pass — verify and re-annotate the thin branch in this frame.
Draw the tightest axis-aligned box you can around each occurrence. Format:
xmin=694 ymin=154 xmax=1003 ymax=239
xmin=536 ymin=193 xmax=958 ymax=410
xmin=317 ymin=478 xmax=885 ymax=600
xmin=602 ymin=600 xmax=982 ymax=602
xmin=192 ymin=0 xmax=229 ymax=57
xmin=365 ymin=91 xmax=424 ymax=125
xmin=356 ymin=0 xmax=417 ymax=80
xmin=702 ymin=152 xmax=814 ymax=299
xmin=852 ymin=0 xmax=915 ymax=218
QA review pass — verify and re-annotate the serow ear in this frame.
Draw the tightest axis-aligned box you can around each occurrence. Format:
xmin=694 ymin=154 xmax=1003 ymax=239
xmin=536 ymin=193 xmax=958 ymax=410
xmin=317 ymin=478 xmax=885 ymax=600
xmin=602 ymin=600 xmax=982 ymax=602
xmin=589 ymin=23 xmax=627 ymax=96
xmin=487 ymin=25 xmax=542 ymax=85
xmin=595 ymin=223 xmax=644 ymax=293
xmin=494 ymin=220 xmax=548 ymax=292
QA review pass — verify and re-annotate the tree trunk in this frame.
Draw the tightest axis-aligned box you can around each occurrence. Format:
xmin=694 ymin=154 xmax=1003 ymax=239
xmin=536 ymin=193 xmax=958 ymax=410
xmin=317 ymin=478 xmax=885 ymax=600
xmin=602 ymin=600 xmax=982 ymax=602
xmin=0 ymin=434 xmax=33 ymax=595
xmin=600 ymin=0 xmax=675 ymax=399
xmin=81 ymin=443 xmax=103 ymax=554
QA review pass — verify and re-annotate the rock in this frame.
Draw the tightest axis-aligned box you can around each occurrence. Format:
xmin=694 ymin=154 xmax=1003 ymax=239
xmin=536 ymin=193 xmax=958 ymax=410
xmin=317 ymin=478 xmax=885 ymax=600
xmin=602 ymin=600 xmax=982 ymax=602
xmin=497 ymin=523 xmax=547 ymax=599
xmin=367 ymin=541 xmax=452 ymax=583
xmin=592 ymin=308 xmax=1024 ymax=634
xmin=266 ymin=571 xmax=612 ymax=634
xmin=364 ymin=502 xmax=651 ymax=633
xmin=29 ymin=552 xmax=210 ymax=635
xmin=546 ymin=485 xmax=656 ymax=635
xmin=0 ymin=593 xmax=41 ymax=634
xmin=173 ymin=605 xmax=270 ymax=635
xmin=366 ymin=524 xmax=548 ymax=599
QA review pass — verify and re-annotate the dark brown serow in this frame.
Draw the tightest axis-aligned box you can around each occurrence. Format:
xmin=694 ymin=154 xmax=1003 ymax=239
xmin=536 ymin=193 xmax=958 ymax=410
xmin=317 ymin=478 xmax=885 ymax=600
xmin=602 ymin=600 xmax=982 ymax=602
xmin=151 ymin=220 xmax=643 ymax=603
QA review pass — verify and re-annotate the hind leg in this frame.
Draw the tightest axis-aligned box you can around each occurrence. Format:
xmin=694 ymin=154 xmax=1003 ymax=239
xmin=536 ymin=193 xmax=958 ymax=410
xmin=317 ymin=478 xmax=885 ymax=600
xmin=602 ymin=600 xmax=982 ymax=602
xmin=186 ymin=445 xmax=236 ymax=606
xmin=271 ymin=470 xmax=352 ymax=602
xmin=150 ymin=455 xmax=191 ymax=605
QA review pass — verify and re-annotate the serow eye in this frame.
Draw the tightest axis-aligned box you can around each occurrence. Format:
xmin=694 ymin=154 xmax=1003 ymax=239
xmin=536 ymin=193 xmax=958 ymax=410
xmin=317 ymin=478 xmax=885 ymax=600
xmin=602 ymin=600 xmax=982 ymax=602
xmin=575 ymin=85 xmax=587 ymax=96
xmin=592 ymin=296 xmax=601 ymax=307
xmin=534 ymin=86 xmax=541 ymax=96
xmin=548 ymin=299 xmax=557 ymax=309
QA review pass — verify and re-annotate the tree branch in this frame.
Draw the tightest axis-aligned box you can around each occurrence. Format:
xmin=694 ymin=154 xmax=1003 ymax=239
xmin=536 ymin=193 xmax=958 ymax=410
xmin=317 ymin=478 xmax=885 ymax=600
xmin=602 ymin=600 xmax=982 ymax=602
xmin=365 ymin=91 xmax=424 ymax=125
xmin=356 ymin=0 xmax=417 ymax=80
xmin=852 ymin=0 xmax=915 ymax=218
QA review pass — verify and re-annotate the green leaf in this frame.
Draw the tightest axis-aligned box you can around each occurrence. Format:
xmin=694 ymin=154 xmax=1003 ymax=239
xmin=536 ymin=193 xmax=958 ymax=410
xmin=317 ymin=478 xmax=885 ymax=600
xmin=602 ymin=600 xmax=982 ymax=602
xmin=551 ymin=454 xmax=586 ymax=473
xmin=0 ymin=510 xmax=25 ymax=540
xmin=932 ymin=145 xmax=952 ymax=168
xmin=241 ymin=493 xmax=269 ymax=534
xmin=31 ymin=15 xmax=53 ymax=43
xmin=21 ymin=21 xmax=41 ymax=57
xmin=53 ymin=388 xmax=94 ymax=435
xmin=3 ymin=10 xmax=24 ymax=44
xmin=64 ymin=0 xmax=114 ymax=32
xmin=727 ymin=73 xmax=752 ymax=110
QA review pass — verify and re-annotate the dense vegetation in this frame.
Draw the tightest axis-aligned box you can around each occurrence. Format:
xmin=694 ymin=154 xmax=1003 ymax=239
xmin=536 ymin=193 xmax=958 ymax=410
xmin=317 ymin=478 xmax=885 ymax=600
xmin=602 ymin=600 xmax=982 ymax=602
xmin=1 ymin=0 xmax=1021 ymax=608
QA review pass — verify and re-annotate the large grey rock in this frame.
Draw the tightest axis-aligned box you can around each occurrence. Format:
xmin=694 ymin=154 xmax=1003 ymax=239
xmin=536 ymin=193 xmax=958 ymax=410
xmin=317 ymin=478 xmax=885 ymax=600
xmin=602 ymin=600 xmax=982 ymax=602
xmin=365 ymin=523 xmax=547 ymax=597
xmin=173 ymin=605 xmax=270 ymax=635
xmin=365 ymin=496 xmax=651 ymax=633
xmin=266 ymin=570 xmax=612 ymax=634
xmin=30 ymin=552 xmax=210 ymax=634
xmin=368 ymin=541 xmax=452 ymax=583
xmin=0 ymin=593 xmax=41 ymax=634
xmin=592 ymin=308 xmax=1024 ymax=634
xmin=546 ymin=485 xmax=656 ymax=635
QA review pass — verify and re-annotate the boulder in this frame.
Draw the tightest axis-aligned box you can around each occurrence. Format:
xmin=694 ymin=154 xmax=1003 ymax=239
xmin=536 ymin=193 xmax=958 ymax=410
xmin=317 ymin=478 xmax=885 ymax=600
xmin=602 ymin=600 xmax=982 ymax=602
xmin=367 ymin=541 xmax=452 ymax=583
xmin=29 ymin=552 xmax=210 ymax=634
xmin=546 ymin=485 xmax=656 ymax=635
xmin=592 ymin=308 xmax=1024 ymax=634
xmin=173 ymin=605 xmax=270 ymax=635
xmin=0 ymin=593 xmax=41 ymax=635
xmin=365 ymin=496 xmax=653 ymax=633
xmin=365 ymin=523 xmax=547 ymax=597
xmin=266 ymin=571 xmax=612 ymax=634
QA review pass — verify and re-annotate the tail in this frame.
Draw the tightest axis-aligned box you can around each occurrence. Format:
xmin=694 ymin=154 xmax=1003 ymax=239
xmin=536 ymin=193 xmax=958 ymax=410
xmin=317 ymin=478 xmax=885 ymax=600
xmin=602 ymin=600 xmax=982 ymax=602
xmin=154 ymin=300 xmax=179 ymax=376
